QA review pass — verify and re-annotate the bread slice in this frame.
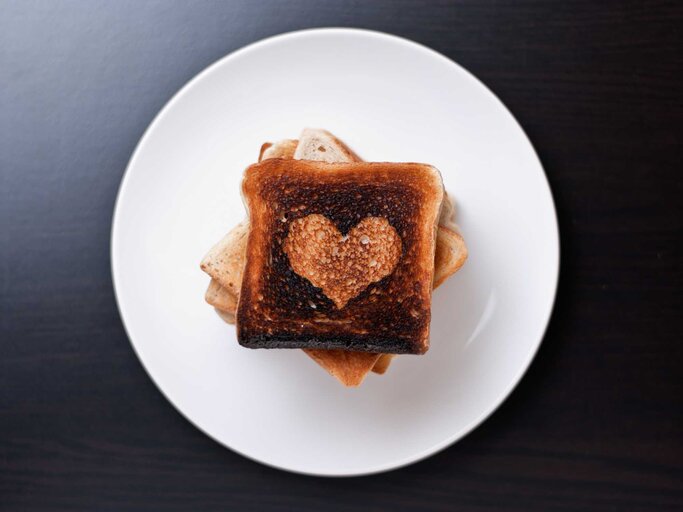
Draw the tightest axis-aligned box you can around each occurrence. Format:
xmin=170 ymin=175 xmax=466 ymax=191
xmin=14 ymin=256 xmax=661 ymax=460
xmin=259 ymin=139 xmax=298 ymax=161
xmin=371 ymin=354 xmax=393 ymax=375
xmin=214 ymin=307 xmax=235 ymax=324
xmin=237 ymin=159 xmax=444 ymax=354
xmin=302 ymin=349 xmax=381 ymax=387
xmin=205 ymin=278 xmax=238 ymax=311
xmin=433 ymin=225 xmax=468 ymax=289
xmin=200 ymin=221 xmax=249 ymax=297
xmin=293 ymin=128 xmax=361 ymax=163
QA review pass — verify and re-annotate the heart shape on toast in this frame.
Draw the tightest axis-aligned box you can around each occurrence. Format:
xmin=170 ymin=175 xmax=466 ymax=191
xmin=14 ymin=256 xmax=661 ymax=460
xmin=283 ymin=214 xmax=402 ymax=308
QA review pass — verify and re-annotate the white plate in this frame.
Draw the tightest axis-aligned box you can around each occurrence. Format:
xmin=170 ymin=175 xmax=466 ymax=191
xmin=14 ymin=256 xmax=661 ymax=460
xmin=112 ymin=28 xmax=559 ymax=476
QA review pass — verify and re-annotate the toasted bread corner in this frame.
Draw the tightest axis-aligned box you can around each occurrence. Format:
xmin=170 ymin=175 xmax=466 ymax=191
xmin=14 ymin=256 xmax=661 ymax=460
xmin=303 ymin=349 xmax=381 ymax=386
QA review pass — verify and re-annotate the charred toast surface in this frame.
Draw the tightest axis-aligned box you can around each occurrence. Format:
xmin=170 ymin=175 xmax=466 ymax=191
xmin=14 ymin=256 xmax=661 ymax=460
xmin=237 ymin=159 xmax=443 ymax=354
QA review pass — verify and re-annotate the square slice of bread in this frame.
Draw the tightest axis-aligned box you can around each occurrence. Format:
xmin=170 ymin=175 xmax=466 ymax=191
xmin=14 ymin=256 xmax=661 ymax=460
xmin=237 ymin=159 xmax=444 ymax=354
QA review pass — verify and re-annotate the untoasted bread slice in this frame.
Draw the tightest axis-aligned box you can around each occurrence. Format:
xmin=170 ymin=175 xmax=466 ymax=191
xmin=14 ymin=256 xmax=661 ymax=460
xmin=293 ymin=128 xmax=361 ymax=163
xmin=237 ymin=159 xmax=444 ymax=354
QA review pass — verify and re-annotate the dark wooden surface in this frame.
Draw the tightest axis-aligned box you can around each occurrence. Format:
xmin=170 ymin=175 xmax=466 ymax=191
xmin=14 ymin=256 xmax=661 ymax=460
xmin=1 ymin=1 xmax=681 ymax=510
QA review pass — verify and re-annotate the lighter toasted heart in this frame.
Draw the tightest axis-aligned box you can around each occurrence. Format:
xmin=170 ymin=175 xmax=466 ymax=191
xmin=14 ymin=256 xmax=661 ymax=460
xmin=283 ymin=214 xmax=402 ymax=308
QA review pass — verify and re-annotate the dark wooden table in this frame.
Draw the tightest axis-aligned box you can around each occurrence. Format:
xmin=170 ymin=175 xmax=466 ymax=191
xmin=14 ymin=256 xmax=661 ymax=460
xmin=2 ymin=1 xmax=681 ymax=510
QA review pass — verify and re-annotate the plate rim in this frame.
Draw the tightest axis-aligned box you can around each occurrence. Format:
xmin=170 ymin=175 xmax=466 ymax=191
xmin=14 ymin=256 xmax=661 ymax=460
xmin=111 ymin=27 xmax=560 ymax=477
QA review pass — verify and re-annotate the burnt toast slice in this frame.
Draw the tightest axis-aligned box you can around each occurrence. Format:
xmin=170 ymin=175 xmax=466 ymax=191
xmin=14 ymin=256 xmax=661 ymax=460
xmin=237 ymin=159 xmax=444 ymax=354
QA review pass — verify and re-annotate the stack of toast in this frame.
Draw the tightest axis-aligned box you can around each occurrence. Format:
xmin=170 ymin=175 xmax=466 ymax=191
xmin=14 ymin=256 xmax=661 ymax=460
xmin=201 ymin=129 xmax=467 ymax=386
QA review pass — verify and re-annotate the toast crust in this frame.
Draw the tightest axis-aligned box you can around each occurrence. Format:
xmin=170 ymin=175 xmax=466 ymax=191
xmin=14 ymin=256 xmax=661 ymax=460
xmin=259 ymin=139 xmax=298 ymax=161
xmin=237 ymin=159 xmax=443 ymax=354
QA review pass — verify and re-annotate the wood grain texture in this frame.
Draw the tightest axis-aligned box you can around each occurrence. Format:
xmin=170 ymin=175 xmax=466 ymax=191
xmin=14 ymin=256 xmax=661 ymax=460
xmin=1 ymin=0 xmax=681 ymax=510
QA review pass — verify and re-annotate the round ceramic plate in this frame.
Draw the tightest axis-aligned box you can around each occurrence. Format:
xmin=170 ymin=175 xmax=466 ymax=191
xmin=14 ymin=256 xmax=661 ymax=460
xmin=112 ymin=28 xmax=558 ymax=476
